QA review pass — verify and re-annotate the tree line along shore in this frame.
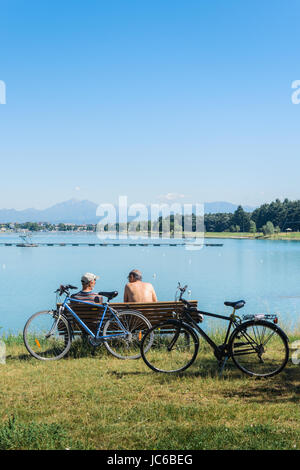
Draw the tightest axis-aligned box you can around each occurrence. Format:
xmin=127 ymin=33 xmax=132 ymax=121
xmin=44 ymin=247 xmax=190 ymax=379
xmin=1 ymin=198 xmax=300 ymax=239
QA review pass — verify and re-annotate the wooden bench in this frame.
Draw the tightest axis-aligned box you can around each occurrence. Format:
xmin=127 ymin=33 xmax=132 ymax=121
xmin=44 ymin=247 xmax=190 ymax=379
xmin=58 ymin=300 xmax=199 ymax=336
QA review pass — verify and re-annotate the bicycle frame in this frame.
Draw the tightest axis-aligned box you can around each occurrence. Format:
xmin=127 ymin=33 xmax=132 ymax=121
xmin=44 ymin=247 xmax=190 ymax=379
xmin=61 ymin=297 xmax=129 ymax=340
xmin=181 ymin=307 xmax=240 ymax=359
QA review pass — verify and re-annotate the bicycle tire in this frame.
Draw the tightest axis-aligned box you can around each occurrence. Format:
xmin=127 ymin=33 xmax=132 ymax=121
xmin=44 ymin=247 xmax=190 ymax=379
xmin=230 ymin=320 xmax=289 ymax=377
xmin=103 ymin=310 xmax=153 ymax=359
xmin=140 ymin=320 xmax=199 ymax=373
xmin=23 ymin=310 xmax=72 ymax=361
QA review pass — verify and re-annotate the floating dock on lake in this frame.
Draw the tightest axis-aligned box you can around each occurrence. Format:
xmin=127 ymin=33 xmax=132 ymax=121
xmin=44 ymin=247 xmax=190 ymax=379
xmin=0 ymin=242 xmax=223 ymax=247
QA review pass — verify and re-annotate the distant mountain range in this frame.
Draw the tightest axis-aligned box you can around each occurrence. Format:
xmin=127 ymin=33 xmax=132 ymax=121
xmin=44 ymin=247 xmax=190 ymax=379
xmin=0 ymin=199 xmax=256 ymax=224
xmin=204 ymin=201 xmax=255 ymax=214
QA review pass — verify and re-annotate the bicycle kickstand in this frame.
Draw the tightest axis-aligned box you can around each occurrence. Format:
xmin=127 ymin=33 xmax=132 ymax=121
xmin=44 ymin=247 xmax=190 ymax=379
xmin=218 ymin=356 xmax=229 ymax=377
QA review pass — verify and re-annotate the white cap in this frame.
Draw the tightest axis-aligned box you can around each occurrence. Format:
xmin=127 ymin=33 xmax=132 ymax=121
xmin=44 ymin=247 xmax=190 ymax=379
xmin=81 ymin=272 xmax=99 ymax=283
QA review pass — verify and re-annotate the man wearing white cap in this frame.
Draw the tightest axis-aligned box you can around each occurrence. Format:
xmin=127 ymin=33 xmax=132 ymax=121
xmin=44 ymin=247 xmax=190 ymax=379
xmin=71 ymin=272 xmax=103 ymax=303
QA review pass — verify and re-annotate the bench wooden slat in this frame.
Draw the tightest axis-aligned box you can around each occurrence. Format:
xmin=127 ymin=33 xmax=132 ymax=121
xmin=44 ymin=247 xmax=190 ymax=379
xmin=57 ymin=300 xmax=199 ymax=335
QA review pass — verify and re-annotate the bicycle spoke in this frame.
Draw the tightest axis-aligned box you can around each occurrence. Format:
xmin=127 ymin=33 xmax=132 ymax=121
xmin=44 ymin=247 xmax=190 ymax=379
xmin=262 ymin=329 xmax=276 ymax=347
xmin=23 ymin=311 xmax=71 ymax=360
xmin=235 ymin=329 xmax=258 ymax=353
xmin=141 ymin=323 xmax=199 ymax=373
xmin=231 ymin=321 xmax=289 ymax=377
xmin=103 ymin=311 xmax=152 ymax=359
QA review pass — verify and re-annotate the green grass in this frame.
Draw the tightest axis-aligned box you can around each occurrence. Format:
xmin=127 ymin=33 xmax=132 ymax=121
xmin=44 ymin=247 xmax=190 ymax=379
xmin=270 ymin=232 xmax=300 ymax=240
xmin=1 ymin=330 xmax=300 ymax=450
xmin=204 ymin=232 xmax=300 ymax=240
xmin=180 ymin=231 xmax=300 ymax=240
xmin=0 ymin=416 xmax=86 ymax=450
xmin=204 ymin=232 xmax=257 ymax=238
xmin=131 ymin=230 xmax=300 ymax=240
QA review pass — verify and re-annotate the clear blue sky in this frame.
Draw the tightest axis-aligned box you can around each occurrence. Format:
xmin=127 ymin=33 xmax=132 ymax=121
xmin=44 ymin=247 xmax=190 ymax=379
xmin=0 ymin=0 xmax=299 ymax=209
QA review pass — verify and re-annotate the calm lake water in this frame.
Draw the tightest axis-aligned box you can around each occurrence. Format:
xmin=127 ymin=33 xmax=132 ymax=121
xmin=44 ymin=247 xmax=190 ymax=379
xmin=1 ymin=232 xmax=300 ymax=334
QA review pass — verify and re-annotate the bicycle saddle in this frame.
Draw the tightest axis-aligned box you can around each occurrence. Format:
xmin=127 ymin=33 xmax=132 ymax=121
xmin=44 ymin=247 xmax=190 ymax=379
xmin=224 ymin=300 xmax=246 ymax=310
xmin=98 ymin=291 xmax=118 ymax=301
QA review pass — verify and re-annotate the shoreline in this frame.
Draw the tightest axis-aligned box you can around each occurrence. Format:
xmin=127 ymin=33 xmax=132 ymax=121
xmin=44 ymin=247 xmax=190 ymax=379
xmin=1 ymin=231 xmax=300 ymax=242
xmin=197 ymin=232 xmax=300 ymax=241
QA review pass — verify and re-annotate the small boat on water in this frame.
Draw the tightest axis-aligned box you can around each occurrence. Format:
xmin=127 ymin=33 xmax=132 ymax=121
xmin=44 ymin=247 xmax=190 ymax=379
xmin=16 ymin=233 xmax=38 ymax=247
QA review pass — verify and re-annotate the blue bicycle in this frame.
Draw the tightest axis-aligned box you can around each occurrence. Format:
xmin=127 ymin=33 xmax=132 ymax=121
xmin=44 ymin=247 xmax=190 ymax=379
xmin=23 ymin=284 xmax=153 ymax=361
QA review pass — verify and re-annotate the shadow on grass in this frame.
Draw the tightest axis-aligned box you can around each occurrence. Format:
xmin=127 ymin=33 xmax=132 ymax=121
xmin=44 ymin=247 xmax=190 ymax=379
xmin=108 ymin=359 xmax=300 ymax=389
xmin=218 ymin=364 xmax=300 ymax=403
xmin=5 ymin=337 xmax=109 ymax=362
xmin=6 ymin=353 xmax=34 ymax=362
xmin=108 ymin=358 xmax=244 ymax=381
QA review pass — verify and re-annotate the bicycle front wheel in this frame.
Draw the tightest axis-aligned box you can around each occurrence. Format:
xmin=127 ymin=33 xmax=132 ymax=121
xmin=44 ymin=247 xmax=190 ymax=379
xmin=140 ymin=321 xmax=199 ymax=373
xmin=23 ymin=310 xmax=71 ymax=360
xmin=103 ymin=310 xmax=153 ymax=359
xmin=230 ymin=320 xmax=289 ymax=377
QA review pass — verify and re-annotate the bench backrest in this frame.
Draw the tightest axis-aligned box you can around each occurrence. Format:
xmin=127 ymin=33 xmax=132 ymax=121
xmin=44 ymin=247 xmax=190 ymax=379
xmin=59 ymin=300 xmax=199 ymax=335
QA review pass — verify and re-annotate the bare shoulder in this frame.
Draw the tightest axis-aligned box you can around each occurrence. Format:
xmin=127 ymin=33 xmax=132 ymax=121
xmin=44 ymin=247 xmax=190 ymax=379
xmin=125 ymin=282 xmax=131 ymax=289
xmin=144 ymin=282 xmax=154 ymax=289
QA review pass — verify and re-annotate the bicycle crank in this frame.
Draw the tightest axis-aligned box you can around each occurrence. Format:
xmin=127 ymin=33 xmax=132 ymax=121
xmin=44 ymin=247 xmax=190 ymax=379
xmin=88 ymin=337 xmax=104 ymax=347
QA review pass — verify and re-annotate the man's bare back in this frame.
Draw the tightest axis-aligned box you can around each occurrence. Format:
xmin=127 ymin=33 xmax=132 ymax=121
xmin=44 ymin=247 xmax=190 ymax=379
xmin=124 ymin=280 xmax=157 ymax=302
xmin=123 ymin=270 xmax=158 ymax=302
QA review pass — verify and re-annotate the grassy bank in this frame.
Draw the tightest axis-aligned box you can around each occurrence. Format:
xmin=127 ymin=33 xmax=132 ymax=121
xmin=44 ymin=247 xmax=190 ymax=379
xmin=189 ymin=232 xmax=300 ymax=240
xmin=1 ymin=331 xmax=300 ymax=450
xmin=204 ymin=232 xmax=256 ymax=239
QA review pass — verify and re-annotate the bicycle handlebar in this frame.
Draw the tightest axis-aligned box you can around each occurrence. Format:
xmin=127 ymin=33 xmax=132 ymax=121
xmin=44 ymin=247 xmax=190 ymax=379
xmin=177 ymin=282 xmax=188 ymax=300
xmin=55 ymin=284 xmax=78 ymax=296
xmin=176 ymin=283 xmax=202 ymax=321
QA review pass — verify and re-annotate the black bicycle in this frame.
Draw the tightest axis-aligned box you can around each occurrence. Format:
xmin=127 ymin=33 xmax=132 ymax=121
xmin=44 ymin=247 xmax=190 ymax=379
xmin=140 ymin=283 xmax=289 ymax=377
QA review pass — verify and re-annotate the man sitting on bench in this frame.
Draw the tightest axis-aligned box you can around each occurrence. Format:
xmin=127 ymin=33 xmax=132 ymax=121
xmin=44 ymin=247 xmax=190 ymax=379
xmin=124 ymin=269 xmax=158 ymax=302
xmin=71 ymin=272 xmax=103 ymax=303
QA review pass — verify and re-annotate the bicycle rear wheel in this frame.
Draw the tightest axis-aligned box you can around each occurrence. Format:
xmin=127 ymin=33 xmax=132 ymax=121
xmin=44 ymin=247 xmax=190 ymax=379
xmin=230 ymin=320 xmax=289 ymax=377
xmin=103 ymin=310 xmax=153 ymax=359
xmin=23 ymin=310 xmax=71 ymax=360
xmin=140 ymin=321 xmax=199 ymax=373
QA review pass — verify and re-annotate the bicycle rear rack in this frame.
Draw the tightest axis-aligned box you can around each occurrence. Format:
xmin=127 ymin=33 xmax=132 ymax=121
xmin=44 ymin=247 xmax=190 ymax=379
xmin=242 ymin=314 xmax=278 ymax=324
